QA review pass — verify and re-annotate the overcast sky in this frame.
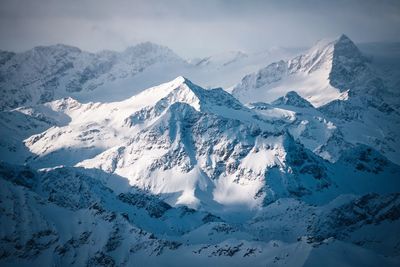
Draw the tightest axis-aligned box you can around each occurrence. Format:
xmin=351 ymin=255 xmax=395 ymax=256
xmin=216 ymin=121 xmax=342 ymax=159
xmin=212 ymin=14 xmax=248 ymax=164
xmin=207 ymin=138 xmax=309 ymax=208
xmin=0 ymin=0 xmax=399 ymax=57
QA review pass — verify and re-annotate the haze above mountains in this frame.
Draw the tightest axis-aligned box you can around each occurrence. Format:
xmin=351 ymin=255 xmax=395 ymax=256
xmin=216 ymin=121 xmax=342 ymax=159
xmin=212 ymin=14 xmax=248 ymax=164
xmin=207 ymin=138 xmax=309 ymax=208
xmin=1 ymin=34 xmax=400 ymax=266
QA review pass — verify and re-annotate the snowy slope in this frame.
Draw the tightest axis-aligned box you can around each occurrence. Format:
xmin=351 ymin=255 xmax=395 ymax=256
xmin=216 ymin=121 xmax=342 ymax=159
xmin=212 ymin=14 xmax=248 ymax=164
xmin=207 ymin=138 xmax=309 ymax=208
xmin=12 ymin=77 xmax=282 ymax=209
xmin=1 ymin=161 xmax=399 ymax=267
xmin=251 ymin=93 xmax=400 ymax=166
xmin=0 ymin=43 xmax=190 ymax=110
xmin=232 ymin=35 xmax=400 ymax=165
xmin=249 ymin=93 xmax=349 ymax=163
xmin=187 ymin=47 xmax=302 ymax=90
xmin=1 ymin=76 xmax=398 ymax=210
xmin=232 ymin=35 xmax=372 ymax=107
xmin=0 ymin=44 xmax=301 ymax=111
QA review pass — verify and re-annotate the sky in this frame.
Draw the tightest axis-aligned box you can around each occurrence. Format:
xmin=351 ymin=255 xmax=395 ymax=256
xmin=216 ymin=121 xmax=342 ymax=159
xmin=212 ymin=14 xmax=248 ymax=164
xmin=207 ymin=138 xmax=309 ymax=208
xmin=0 ymin=0 xmax=399 ymax=58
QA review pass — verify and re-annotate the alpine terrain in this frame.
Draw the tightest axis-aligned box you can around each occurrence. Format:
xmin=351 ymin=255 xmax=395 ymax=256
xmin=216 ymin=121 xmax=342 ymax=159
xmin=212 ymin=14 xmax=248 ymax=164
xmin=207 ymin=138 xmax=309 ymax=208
xmin=0 ymin=34 xmax=399 ymax=267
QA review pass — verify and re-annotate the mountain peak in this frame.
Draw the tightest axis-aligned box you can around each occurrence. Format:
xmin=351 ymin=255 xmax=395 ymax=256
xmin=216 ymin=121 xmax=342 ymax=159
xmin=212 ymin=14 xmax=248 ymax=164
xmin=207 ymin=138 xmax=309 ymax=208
xmin=282 ymin=35 xmax=362 ymax=78
xmin=329 ymin=35 xmax=368 ymax=91
xmin=171 ymin=75 xmax=189 ymax=85
xmin=332 ymin=34 xmax=362 ymax=57
xmin=162 ymin=76 xmax=245 ymax=113
xmin=232 ymin=34 xmax=372 ymax=107
xmin=309 ymin=34 xmax=353 ymax=51
xmin=305 ymin=34 xmax=360 ymax=60
xmin=337 ymin=34 xmax=351 ymax=43
xmin=161 ymin=76 xmax=199 ymax=95
xmin=272 ymin=91 xmax=314 ymax=108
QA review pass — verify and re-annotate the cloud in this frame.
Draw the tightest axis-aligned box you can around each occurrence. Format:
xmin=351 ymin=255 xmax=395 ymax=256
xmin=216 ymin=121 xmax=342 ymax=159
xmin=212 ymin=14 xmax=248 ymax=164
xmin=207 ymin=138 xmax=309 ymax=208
xmin=0 ymin=0 xmax=399 ymax=57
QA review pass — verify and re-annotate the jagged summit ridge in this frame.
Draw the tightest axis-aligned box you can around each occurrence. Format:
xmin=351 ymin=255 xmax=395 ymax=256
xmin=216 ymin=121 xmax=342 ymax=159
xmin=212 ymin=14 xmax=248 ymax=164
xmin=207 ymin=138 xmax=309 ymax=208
xmin=0 ymin=43 xmax=187 ymax=111
xmin=232 ymin=34 xmax=369 ymax=107
xmin=0 ymin=41 xmax=302 ymax=111
xmin=7 ymin=75 xmax=395 ymax=212
xmin=272 ymin=91 xmax=314 ymax=108
xmin=147 ymin=76 xmax=248 ymax=117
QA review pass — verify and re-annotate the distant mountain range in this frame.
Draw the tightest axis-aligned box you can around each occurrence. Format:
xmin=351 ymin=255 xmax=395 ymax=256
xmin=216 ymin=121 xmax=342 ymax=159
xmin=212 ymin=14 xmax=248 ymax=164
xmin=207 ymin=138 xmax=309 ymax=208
xmin=0 ymin=42 xmax=301 ymax=110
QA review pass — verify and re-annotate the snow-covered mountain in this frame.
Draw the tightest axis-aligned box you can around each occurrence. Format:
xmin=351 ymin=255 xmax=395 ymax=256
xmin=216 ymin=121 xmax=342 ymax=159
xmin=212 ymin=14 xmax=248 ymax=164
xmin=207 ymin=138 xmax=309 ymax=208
xmin=232 ymin=35 xmax=400 ymax=165
xmin=2 ymin=76 xmax=395 ymax=208
xmin=232 ymin=34 xmax=380 ymax=107
xmin=0 ymin=44 xmax=301 ymax=111
xmin=1 ymin=36 xmax=400 ymax=266
xmin=188 ymin=47 xmax=302 ymax=89
xmin=0 ymin=42 xmax=189 ymax=110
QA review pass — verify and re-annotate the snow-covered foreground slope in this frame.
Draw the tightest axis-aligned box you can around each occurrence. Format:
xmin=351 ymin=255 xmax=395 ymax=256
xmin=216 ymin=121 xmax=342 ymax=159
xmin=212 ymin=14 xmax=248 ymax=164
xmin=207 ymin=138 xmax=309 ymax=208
xmin=1 ymin=161 xmax=399 ymax=267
